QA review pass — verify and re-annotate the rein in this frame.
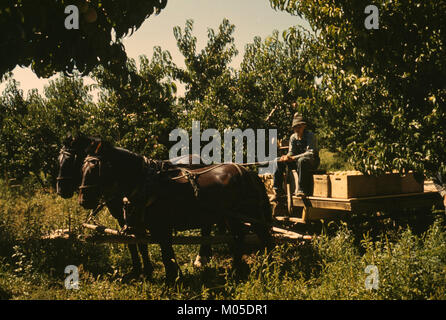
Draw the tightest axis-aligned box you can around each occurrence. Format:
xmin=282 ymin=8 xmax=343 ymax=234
xmin=170 ymin=163 xmax=229 ymax=181
xmin=167 ymin=162 xmax=243 ymax=198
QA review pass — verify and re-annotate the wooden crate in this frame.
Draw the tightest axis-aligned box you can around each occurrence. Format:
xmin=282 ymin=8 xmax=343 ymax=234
xmin=374 ymin=173 xmax=423 ymax=195
xmin=313 ymin=175 xmax=331 ymax=197
xmin=375 ymin=173 xmax=401 ymax=195
xmin=329 ymin=172 xmax=424 ymax=199
xmin=401 ymin=173 xmax=424 ymax=193
xmin=330 ymin=174 xmax=377 ymax=199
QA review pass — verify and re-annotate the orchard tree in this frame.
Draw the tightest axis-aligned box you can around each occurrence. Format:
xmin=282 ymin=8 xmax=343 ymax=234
xmin=0 ymin=75 xmax=94 ymax=185
xmin=172 ymin=18 xmax=321 ymax=154
xmin=270 ymin=0 xmax=446 ymax=177
xmin=172 ymin=19 xmax=239 ymax=132
xmin=90 ymin=48 xmax=178 ymax=159
xmin=0 ymin=49 xmax=178 ymax=185
xmin=0 ymin=0 xmax=167 ymax=78
xmin=238 ymin=27 xmax=319 ymax=140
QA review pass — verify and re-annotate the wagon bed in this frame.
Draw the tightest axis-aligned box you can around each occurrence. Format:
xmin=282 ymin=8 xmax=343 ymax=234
xmin=274 ymin=187 xmax=443 ymax=224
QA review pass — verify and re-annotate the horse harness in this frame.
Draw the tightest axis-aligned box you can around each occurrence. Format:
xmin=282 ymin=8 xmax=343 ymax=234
xmin=80 ymin=155 xmax=245 ymax=225
xmin=142 ymin=156 xmax=244 ymax=199
xmin=123 ymin=158 xmax=245 ymax=231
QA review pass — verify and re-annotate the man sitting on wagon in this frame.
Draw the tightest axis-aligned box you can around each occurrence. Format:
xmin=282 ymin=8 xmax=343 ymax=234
xmin=271 ymin=113 xmax=320 ymax=201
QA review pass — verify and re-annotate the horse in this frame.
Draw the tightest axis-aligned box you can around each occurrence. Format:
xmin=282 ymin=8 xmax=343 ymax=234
xmin=56 ymin=134 xmax=154 ymax=280
xmin=56 ymin=134 xmax=220 ymax=279
xmin=78 ymin=140 xmax=273 ymax=283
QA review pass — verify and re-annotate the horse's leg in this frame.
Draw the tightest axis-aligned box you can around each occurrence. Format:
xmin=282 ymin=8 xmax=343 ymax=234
xmin=125 ymin=205 xmax=154 ymax=278
xmin=118 ymin=222 xmax=143 ymax=281
xmin=244 ymin=172 xmax=274 ymax=251
xmin=252 ymin=193 xmax=275 ymax=252
xmin=194 ymin=225 xmax=212 ymax=268
xmin=119 ymin=218 xmax=143 ymax=281
xmin=108 ymin=200 xmax=147 ymax=280
xmin=123 ymin=244 xmax=142 ymax=280
xmin=225 ymin=217 xmax=249 ymax=276
xmin=154 ymin=229 xmax=181 ymax=285
xmin=138 ymin=244 xmax=154 ymax=278
xmin=251 ymin=221 xmax=274 ymax=253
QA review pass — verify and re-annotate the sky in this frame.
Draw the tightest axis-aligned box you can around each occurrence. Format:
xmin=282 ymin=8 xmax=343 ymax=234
xmin=1 ymin=0 xmax=309 ymax=97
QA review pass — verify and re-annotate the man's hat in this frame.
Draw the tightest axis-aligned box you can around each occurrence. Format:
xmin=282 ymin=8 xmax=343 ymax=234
xmin=291 ymin=113 xmax=306 ymax=128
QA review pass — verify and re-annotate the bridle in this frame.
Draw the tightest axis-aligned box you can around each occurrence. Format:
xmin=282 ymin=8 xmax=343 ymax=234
xmin=79 ymin=155 xmax=103 ymax=191
xmin=57 ymin=148 xmax=77 ymax=182
xmin=78 ymin=154 xmax=117 ymax=223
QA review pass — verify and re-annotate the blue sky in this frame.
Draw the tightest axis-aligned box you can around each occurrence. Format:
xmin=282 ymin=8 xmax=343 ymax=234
xmin=1 ymin=0 xmax=308 ymax=97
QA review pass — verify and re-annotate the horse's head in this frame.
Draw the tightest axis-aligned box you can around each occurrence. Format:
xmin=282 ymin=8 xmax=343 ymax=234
xmin=78 ymin=140 xmax=114 ymax=209
xmin=56 ymin=134 xmax=102 ymax=199
xmin=78 ymin=155 xmax=104 ymax=209
xmin=56 ymin=145 xmax=78 ymax=198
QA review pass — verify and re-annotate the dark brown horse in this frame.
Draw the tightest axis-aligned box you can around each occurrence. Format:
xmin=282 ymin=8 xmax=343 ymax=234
xmin=57 ymin=135 xmax=154 ymax=280
xmin=57 ymin=135 xmax=219 ymax=278
xmin=78 ymin=140 xmax=273 ymax=283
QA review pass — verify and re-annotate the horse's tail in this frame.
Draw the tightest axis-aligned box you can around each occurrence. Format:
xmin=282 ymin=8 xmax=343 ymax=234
xmin=238 ymin=168 xmax=273 ymax=248
xmin=247 ymin=170 xmax=273 ymax=226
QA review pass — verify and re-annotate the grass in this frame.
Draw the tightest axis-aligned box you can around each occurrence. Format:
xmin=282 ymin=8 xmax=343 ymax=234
xmin=0 ymin=177 xmax=445 ymax=300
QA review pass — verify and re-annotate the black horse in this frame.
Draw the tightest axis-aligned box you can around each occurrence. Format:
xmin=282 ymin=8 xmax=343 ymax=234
xmin=57 ymin=134 xmax=220 ymax=278
xmin=57 ymin=135 xmax=154 ymax=280
xmin=78 ymin=140 xmax=273 ymax=283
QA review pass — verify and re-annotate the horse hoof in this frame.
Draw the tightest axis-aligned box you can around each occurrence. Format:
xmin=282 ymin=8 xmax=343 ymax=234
xmin=193 ymin=255 xmax=209 ymax=268
xmin=143 ymin=266 xmax=154 ymax=279
xmin=121 ymin=270 xmax=141 ymax=283
xmin=165 ymin=268 xmax=182 ymax=286
xmin=165 ymin=275 xmax=180 ymax=286
xmin=232 ymin=261 xmax=250 ymax=279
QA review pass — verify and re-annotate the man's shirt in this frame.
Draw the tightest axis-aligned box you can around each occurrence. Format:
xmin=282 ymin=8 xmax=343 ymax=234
xmin=287 ymin=130 xmax=319 ymax=159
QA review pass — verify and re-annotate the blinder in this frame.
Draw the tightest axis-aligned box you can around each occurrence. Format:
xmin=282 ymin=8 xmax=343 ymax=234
xmin=79 ymin=155 xmax=104 ymax=191
xmin=57 ymin=148 xmax=76 ymax=181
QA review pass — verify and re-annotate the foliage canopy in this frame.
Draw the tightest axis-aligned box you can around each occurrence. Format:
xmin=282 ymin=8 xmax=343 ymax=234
xmin=270 ymin=0 xmax=446 ymax=177
xmin=0 ymin=0 xmax=167 ymax=78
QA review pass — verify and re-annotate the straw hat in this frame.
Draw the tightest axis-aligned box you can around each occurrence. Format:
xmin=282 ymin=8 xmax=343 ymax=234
xmin=291 ymin=113 xmax=306 ymax=128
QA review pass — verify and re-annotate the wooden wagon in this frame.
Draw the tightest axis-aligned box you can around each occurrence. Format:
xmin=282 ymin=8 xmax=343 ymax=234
xmin=269 ymin=169 xmax=443 ymax=225
xmin=258 ymin=143 xmax=443 ymax=225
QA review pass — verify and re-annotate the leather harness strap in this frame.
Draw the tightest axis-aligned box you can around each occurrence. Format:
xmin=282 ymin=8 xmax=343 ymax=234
xmin=171 ymin=163 xmax=244 ymax=198
xmin=82 ymin=155 xmax=246 ymax=210
xmin=170 ymin=163 xmax=227 ymax=180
